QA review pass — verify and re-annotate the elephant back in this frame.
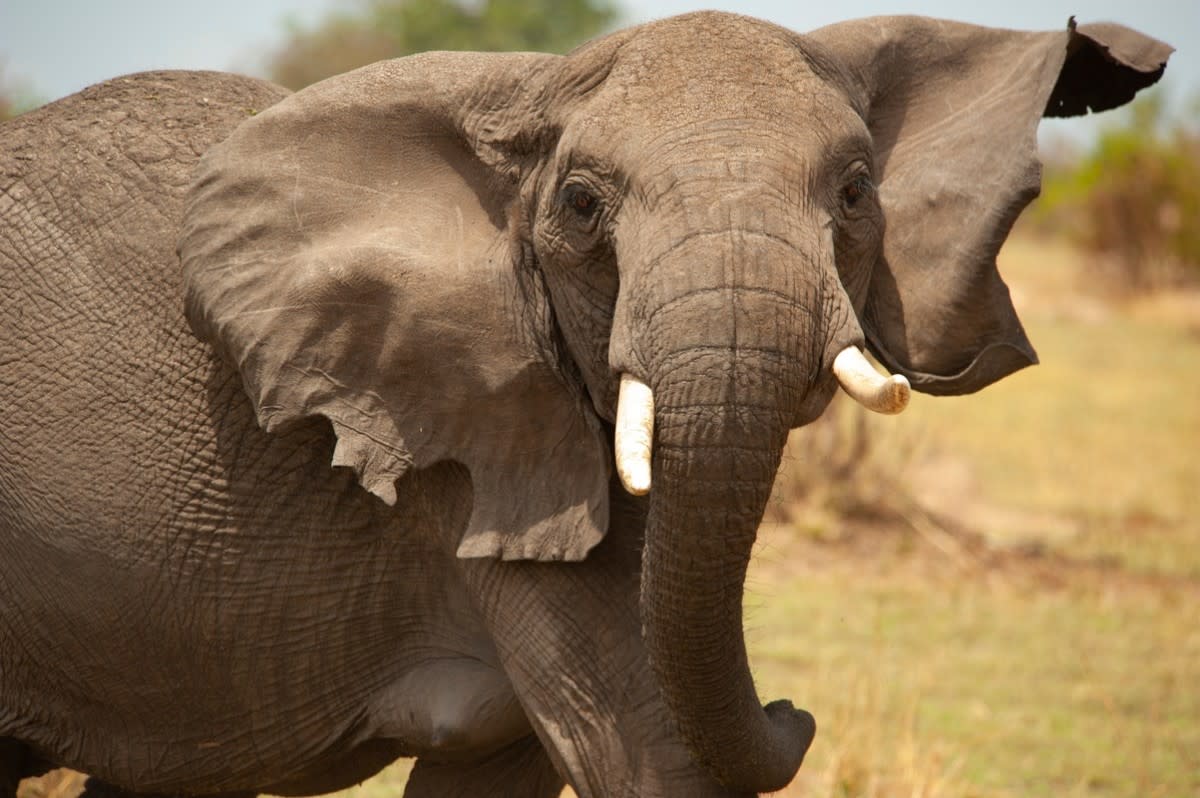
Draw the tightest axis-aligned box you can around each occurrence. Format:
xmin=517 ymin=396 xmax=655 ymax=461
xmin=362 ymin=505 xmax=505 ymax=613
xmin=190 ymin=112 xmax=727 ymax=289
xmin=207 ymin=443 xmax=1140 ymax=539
xmin=0 ymin=73 xmax=414 ymax=791
xmin=0 ymin=71 xmax=292 ymax=543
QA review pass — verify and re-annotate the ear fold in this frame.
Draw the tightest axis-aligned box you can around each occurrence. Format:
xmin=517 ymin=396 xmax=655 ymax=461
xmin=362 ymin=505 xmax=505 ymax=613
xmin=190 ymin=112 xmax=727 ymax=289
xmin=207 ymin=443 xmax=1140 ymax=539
xmin=811 ymin=17 xmax=1171 ymax=394
xmin=179 ymin=52 xmax=610 ymax=561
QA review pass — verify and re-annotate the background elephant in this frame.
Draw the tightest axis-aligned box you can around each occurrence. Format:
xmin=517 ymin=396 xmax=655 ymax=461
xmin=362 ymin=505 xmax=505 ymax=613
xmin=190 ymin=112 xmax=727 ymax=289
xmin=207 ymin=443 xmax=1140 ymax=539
xmin=0 ymin=11 xmax=1169 ymax=798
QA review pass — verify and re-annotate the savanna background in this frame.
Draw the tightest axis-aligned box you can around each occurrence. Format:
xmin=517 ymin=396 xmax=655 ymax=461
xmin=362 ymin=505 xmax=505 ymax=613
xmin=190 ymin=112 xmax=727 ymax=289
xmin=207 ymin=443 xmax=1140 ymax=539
xmin=4 ymin=1 xmax=1197 ymax=796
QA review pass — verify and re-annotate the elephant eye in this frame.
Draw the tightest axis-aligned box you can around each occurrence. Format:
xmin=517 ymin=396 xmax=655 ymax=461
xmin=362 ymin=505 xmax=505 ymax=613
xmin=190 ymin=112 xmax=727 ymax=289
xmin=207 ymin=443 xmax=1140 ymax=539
xmin=842 ymin=175 xmax=874 ymax=208
xmin=563 ymin=185 xmax=600 ymax=219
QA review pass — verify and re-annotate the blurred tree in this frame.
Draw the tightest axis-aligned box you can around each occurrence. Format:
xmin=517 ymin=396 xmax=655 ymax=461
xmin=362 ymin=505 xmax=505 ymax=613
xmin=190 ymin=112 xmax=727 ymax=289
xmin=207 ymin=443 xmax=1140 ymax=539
xmin=267 ymin=0 xmax=619 ymax=90
xmin=1035 ymin=91 xmax=1200 ymax=291
xmin=0 ymin=61 xmax=39 ymax=120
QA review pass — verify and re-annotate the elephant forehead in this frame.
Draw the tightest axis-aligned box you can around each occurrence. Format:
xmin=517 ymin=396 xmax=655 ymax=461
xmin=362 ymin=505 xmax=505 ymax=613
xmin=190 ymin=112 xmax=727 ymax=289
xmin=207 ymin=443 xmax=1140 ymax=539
xmin=562 ymin=17 xmax=860 ymax=165
xmin=604 ymin=12 xmax=828 ymax=115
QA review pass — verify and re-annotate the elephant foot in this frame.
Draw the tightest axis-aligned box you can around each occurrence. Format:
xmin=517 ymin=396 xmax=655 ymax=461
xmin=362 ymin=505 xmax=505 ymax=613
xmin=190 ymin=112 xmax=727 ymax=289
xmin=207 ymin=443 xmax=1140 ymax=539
xmin=402 ymin=735 xmax=563 ymax=798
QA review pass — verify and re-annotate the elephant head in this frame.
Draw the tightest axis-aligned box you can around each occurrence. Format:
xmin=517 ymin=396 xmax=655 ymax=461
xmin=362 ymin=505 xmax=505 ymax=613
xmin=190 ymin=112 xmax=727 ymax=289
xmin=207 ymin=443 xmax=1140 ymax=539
xmin=178 ymin=12 xmax=1169 ymax=793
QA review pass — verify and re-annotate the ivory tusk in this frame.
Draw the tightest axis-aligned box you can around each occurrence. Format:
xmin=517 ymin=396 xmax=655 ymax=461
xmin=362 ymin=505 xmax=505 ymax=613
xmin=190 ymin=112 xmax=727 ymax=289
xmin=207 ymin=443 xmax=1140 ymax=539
xmin=614 ymin=373 xmax=654 ymax=495
xmin=832 ymin=347 xmax=911 ymax=415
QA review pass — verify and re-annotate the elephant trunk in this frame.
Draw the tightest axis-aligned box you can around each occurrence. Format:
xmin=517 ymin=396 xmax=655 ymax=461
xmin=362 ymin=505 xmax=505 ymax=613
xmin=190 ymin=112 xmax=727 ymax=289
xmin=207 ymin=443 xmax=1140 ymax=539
xmin=639 ymin=366 xmax=815 ymax=793
xmin=624 ymin=249 xmax=845 ymax=790
xmin=610 ymin=206 xmax=863 ymax=791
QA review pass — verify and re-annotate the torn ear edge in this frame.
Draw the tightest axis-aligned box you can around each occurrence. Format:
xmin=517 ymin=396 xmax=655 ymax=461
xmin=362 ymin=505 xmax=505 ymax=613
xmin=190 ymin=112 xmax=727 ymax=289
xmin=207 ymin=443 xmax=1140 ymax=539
xmin=841 ymin=16 xmax=1171 ymax=396
xmin=1047 ymin=17 xmax=1174 ymax=118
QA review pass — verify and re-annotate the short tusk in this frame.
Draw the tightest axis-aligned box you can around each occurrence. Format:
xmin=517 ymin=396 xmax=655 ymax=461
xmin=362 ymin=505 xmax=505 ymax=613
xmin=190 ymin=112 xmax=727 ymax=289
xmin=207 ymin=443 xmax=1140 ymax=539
xmin=833 ymin=346 xmax=911 ymax=415
xmin=614 ymin=373 xmax=654 ymax=495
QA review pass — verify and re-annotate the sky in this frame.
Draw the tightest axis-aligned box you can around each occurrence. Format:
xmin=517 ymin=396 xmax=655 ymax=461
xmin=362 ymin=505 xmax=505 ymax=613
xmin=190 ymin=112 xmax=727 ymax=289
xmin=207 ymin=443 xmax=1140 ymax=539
xmin=1 ymin=0 xmax=1195 ymax=146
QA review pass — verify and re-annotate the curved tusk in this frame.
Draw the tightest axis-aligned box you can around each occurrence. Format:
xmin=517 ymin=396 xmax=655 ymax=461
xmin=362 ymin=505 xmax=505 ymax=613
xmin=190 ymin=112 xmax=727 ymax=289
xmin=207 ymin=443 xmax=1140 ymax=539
xmin=615 ymin=373 xmax=654 ymax=495
xmin=833 ymin=346 xmax=911 ymax=415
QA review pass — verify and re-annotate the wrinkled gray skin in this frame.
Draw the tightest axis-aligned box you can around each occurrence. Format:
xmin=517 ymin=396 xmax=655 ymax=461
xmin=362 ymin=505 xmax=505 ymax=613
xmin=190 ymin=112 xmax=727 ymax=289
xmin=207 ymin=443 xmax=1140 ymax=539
xmin=0 ymin=12 xmax=1169 ymax=798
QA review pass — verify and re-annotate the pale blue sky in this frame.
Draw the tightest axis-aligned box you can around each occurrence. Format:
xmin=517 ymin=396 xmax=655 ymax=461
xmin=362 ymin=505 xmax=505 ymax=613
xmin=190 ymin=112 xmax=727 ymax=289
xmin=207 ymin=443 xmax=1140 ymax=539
xmin=2 ymin=0 xmax=1194 ymax=145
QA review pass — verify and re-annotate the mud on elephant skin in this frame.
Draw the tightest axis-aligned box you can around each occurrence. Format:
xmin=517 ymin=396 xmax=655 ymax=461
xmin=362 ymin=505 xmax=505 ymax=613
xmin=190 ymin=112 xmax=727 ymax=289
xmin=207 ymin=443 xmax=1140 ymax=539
xmin=0 ymin=11 xmax=1169 ymax=798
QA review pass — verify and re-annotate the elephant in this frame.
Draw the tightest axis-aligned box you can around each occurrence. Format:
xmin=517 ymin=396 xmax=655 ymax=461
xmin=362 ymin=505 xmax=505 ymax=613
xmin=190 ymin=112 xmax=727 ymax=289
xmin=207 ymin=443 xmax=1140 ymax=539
xmin=0 ymin=10 xmax=1170 ymax=798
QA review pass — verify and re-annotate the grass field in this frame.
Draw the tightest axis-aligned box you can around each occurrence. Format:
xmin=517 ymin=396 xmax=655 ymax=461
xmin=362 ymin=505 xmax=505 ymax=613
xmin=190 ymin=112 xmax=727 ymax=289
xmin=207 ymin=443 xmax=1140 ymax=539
xmin=746 ymin=234 xmax=1200 ymax=798
xmin=20 ymin=235 xmax=1199 ymax=797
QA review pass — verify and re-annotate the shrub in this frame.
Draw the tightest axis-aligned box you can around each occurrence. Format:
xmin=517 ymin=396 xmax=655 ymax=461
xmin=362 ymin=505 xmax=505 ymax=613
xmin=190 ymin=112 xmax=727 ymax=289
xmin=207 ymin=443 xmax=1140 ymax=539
xmin=767 ymin=395 xmax=921 ymax=539
xmin=267 ymin=0 xmax=619 ymax=90
xmin=0 ymin=62 xmax=41 ymax=121
xmin=1033 ymin=92 xmax=1200 ymax=292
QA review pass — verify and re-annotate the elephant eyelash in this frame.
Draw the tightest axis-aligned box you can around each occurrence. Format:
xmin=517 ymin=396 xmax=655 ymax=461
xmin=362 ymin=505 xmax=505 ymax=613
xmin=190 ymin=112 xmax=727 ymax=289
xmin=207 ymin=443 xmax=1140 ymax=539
xmin=842 ymin=175 xmax=875 ymax=208
xmin=562 ymin=184 xmax=602 ymax=220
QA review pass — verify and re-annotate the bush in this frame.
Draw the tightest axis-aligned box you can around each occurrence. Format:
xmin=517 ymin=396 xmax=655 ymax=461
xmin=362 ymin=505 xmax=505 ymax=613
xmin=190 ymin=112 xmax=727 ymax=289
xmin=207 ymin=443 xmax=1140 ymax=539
xmin=766 ymin=395 xmax=921 ymax=540
xmin=1033 ymin=93 xmax=1200 ymax=292
xmin=0 ymin=62 xmax=41 ymax=121
xmin=267 ymin=0 xmax=619 ymax=90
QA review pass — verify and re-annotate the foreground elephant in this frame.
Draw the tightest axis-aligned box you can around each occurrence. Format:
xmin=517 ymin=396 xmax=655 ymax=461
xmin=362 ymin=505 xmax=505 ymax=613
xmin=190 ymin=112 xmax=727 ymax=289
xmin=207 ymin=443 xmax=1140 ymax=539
xmin=0 ymin=11 xmax=1170 ymax=798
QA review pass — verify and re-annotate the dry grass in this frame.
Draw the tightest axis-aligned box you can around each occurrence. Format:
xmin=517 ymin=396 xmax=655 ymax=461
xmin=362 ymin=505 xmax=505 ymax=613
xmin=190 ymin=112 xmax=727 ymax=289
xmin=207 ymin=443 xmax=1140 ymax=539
xmin=740 ymin=232 xmax=1200 ymax=798
xmin=766 ymin=393 xmax=929 ymax=541
xmin=894 ymin=235 xmax=1200 ymax=576
xmin=745 ymin=536 xmax=1200 ymax=798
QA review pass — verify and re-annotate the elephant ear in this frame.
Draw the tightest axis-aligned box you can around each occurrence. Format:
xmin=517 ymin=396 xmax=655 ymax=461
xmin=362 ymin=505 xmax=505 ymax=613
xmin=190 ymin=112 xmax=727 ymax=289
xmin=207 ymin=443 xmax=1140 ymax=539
xmin=810 ymin=17 xmax=1171 ymax=394
xmin=179 ymin=52 xmax=611 ymax=561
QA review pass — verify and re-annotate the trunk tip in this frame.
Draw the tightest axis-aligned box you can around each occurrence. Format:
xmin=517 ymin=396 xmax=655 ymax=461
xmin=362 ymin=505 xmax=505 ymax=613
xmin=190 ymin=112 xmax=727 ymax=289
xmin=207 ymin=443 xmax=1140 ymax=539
xmin=748 ymin=700 xmax=817 ymax=792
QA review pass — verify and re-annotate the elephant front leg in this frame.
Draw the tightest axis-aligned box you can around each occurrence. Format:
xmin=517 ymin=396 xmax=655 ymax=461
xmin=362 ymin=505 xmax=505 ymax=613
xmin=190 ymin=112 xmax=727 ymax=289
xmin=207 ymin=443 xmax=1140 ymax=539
xmin=0 ymin=740 xmax=20 ymax=798
xmin=457 ymin=490 xmax=749 ymax=798
xmin=0 ymin=740 xmax=53 ymax=798
xmin=77 ymin=779 xmax=255 ymax=798
xmin=403 ymin=735 xmax=563 ymax=798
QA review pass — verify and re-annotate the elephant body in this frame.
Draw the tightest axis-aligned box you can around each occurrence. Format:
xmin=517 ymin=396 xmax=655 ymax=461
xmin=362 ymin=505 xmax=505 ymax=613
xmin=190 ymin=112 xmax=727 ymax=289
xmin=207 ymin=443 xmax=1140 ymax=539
xmin=0 ymin=72 xmax=503 ymax=794
xmin=0 ymin=71 xmax=691 ymax=798
xmin=0 ymin=12 xmax=1170 ymax=798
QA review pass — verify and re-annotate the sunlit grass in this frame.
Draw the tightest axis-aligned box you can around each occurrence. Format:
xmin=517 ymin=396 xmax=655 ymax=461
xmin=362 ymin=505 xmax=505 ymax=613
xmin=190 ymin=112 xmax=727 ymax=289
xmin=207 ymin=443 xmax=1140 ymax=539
xmin=901 ymin=313 xmax=1200 ymax=528
xmin=745 ymin=550 xmax=1200 ymax=798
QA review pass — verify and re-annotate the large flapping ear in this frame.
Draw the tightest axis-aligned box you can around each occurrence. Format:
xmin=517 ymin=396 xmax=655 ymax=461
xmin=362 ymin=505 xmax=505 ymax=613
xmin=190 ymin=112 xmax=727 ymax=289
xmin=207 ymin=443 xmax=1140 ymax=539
xmin=179 ymin=52 xmax=611 ymax=561
xmin=810 ymin=17 xmax=1172 ymax=394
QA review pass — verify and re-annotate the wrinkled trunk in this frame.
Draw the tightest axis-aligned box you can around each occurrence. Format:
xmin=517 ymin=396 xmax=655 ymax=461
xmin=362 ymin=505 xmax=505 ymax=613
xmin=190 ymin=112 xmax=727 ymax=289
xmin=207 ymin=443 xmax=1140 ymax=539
xmin=640 ymin=384 xmax=815 ymax=793
xmin=616 ymin=211 xmax=859 ymax=792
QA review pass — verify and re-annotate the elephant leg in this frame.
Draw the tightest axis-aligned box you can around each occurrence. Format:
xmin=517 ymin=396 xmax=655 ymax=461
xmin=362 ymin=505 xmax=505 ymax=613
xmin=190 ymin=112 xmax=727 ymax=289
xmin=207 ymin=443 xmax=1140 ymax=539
xmin=0 ymin=740 xmax=53 ymax=798
xmin=79 ymin=780 xmax=254 ymax=798
xmin=455 ymin=486 xmax=746 ymax=798
xmin=0 ymin=740 xmax=19 ymax=798
xmin=402 ymin=735 xmax=563 ymax=798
